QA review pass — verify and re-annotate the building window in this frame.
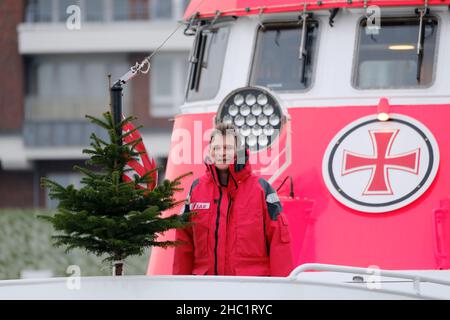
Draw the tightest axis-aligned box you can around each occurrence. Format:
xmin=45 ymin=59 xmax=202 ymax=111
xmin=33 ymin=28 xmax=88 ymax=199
xmin=112 ymin=0 xmax=130 ymax=21
xmin=58 ymin=0 xmax=79 ymax=22
xmin=113 ymin=0 xmax=151 ymax=21
xmin=85 ymin=0 xmax=105 ymax=22
xmin=354 ymin=16 xmax=438 ymax=89
xmin=25 ymin=0 xmax=188 ymax=23
xmin=150 ymin=52 xmax=189 ymax=117
xmin=25 ymin=0 xmax=53 ymax=22
xmin=250 ymin=21 xmax=319 ymax=91
xmin=151 ymin=0 xmax=172 ymax=19
xmin=186 ymin=26 xmax=230 ymax=101
xmin=25 ymin=54 xmax=130 ymax=121
xmin=133 ymin=0 xmax=150 ymax=20
xmin=156 ymin=0 xmax=189 ymax=19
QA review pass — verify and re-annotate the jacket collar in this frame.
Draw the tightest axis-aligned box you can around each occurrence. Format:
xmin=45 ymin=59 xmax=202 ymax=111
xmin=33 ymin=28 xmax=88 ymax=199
xmin=204 ymin=148 xmax=252 ymax=191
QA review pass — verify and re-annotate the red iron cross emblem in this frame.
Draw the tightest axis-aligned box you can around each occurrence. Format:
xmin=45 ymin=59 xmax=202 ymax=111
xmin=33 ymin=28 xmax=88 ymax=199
xmin=342 ymin=129 xmax=420 ymax=195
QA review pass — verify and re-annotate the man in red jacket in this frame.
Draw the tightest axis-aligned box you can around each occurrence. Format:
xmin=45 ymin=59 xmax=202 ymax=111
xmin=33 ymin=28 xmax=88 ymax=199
xmin=173 ymin=123 xmax=293 ymax=276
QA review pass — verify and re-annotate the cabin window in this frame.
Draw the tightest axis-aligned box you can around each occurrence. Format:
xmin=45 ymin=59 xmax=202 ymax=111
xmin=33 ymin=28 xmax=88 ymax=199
xmin=354 ymin=16 xmax=438 ymax=89
xmin=186 ymin=26 xmax=230 ymax=101
xmin=250 ymin=21 xmax=319 ymax=91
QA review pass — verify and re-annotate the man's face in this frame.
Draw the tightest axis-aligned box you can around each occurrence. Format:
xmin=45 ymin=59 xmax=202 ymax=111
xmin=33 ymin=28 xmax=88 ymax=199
xmin=210 ymin=133 xmax=236 ymax=171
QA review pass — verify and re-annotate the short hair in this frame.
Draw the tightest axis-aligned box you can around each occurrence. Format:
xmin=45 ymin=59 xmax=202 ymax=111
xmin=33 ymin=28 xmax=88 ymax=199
xmin=209 ymin=123 xmax=239 ymax=146
xmin=210 ymin=122 xmax=247 ymax=165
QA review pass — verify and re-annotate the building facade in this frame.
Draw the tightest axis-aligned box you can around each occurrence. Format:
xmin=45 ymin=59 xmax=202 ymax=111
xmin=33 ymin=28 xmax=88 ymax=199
xmin=0 ymin=0 xmax=192 ymax=208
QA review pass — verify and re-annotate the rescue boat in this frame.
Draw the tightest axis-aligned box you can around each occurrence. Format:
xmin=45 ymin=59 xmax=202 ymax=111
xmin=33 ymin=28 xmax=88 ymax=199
xmin=146 ymin=0 xmax=450 ymax=299
xmin=2 ymin=0 xmax=450 ymax=299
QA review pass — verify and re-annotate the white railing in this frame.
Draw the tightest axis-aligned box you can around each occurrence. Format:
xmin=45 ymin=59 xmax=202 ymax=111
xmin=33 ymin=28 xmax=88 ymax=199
xmin=289 ymin=263 xmax=450 ymax=299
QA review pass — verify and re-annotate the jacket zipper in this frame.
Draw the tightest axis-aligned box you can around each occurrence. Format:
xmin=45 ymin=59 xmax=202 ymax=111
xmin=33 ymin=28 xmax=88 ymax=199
xmin=226 ymin=192 xmax=232 ymax=225
xmin=214 ymin=187 xmax=222 ymax=275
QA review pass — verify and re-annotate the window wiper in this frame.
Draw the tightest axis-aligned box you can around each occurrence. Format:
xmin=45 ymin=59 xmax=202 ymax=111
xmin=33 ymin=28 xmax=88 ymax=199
xmin=298 ymin=14 xmax=316 ymax=85
xmin=415 ymin=7 xmax=429 ymax=83
xmin=193 ymin=32 xmax=208 ymax=91
xmin=187 ymin=23 xmax=202 ymax=91
xmin=329 ymin=8 xmax=340 ymax=27
xmin=298 ymin=13 xmax=310 ymax=85
xmin=188 ymin=23 xmax=208 ymax=92
xmin=200 ymin=29 xmax=215 ymax=70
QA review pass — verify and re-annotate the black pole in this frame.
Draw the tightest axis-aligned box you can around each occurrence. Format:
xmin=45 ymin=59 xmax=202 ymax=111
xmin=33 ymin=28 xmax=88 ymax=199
xmin=110 ymin=80 xmax=123 ymax=146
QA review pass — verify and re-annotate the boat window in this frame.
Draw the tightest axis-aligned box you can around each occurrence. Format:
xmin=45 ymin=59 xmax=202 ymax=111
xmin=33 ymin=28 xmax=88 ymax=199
xmin=354 ymin=16 xmax=438 ymax=89
xmin=250 ymin=21 xmax=319 ymax=91
xmin=186 ymin=26 xmax=230 ymax=101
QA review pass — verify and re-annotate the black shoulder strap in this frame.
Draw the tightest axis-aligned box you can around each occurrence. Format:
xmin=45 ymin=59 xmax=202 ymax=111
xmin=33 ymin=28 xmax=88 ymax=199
xmin=258 ymin=178 xmax=282 ymax=221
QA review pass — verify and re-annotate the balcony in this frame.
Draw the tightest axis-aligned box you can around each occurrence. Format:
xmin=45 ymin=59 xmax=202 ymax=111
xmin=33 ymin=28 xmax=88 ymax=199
xmin=18 ymin=21 xmax=192 ymax=54
xmin=21 ymin=95 xmax=172 ymax=160
xmin=18 ymin=0 xmax=192 ymax=54
xmin=23 ymin=96 xmax=124 ymax=147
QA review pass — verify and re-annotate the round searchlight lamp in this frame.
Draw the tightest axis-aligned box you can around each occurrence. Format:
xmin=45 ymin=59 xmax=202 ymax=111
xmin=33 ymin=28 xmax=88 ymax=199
xmin=216 ymin=87 xmax=286 ymax=152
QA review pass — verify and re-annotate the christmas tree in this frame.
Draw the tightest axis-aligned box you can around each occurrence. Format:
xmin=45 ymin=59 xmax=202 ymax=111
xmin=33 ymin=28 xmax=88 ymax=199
xmin=40 ymin=112 xmax=191 ymax=275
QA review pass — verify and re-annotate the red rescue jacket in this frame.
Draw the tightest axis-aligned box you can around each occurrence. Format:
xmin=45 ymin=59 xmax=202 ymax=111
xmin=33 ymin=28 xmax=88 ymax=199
xmin=173 ymin=154 xmax=294 ymax=277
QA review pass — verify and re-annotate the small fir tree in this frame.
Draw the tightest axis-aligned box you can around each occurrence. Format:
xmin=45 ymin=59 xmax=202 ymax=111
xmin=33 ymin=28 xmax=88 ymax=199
xmin=40 ymin=112 xmax=191 ymax=275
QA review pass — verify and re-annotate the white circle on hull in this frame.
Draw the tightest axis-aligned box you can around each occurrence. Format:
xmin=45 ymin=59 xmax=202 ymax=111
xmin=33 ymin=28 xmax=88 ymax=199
xmin=322 ymin=114 xmax=440 ymax=213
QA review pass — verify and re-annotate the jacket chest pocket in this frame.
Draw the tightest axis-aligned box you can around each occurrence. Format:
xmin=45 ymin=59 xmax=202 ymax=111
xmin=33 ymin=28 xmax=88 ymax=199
xmin=235 ymin=210 xmax=266 ymax=258
xmin=191 ymin=210 xmax=211 ymax=258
